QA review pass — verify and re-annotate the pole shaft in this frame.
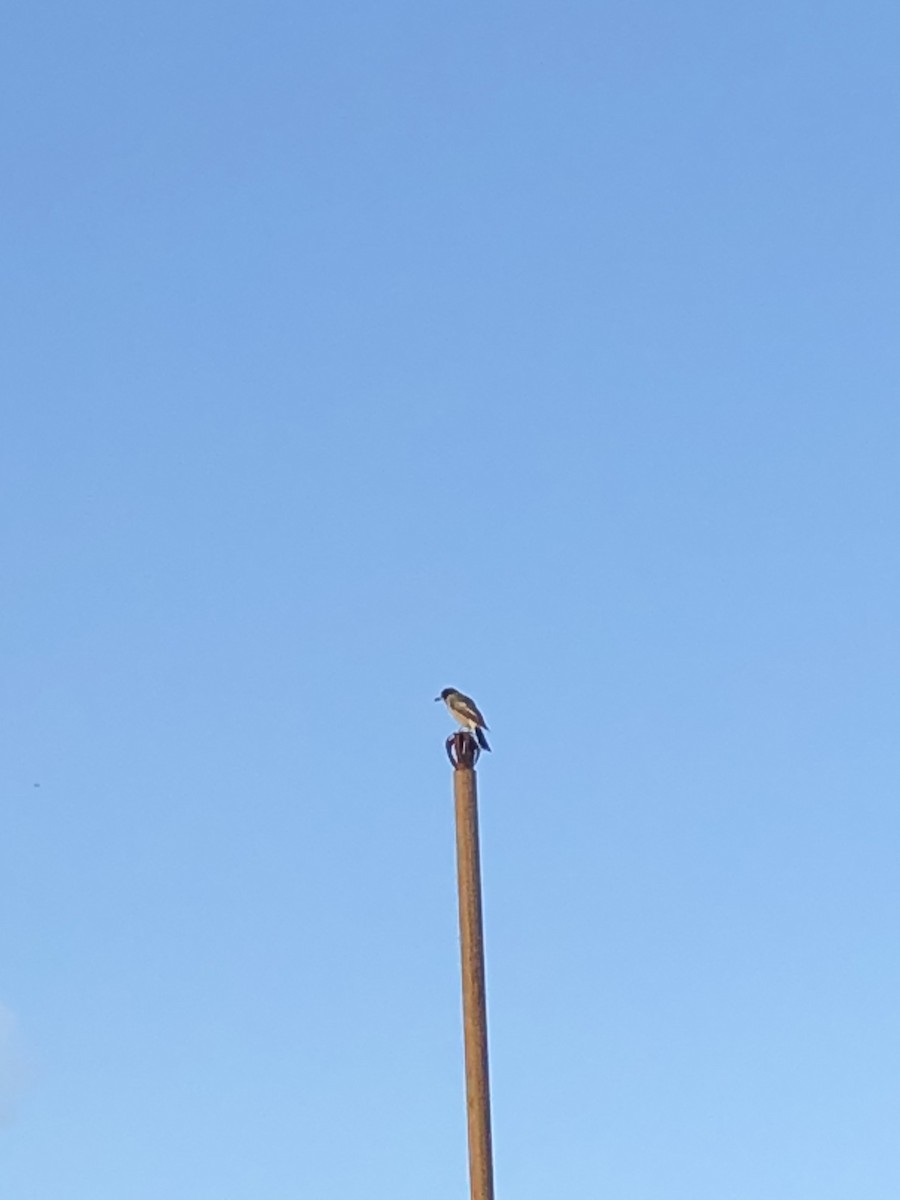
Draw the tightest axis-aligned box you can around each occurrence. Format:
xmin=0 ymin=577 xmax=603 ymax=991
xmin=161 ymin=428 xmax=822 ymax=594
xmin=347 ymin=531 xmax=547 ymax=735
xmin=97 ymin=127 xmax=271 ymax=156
xmin=454 ymin=761 xmax=495 ymax=1200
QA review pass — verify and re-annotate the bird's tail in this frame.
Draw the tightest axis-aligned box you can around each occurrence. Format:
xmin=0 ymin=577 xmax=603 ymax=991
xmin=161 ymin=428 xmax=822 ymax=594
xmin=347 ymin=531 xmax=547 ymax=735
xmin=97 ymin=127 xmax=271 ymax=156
xmin=475 ymin=727 xmax=491 ymax=752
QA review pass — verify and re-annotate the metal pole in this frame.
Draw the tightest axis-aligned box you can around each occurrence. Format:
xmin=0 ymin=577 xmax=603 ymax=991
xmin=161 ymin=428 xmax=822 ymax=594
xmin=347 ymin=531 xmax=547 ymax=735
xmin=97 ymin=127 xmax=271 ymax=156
xmin=446 ymin=732 xmax=495 ymax=1200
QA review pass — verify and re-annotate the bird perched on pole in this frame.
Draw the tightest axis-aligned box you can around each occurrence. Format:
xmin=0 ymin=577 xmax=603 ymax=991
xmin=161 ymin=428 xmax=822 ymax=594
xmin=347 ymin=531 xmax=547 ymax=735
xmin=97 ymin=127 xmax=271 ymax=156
xmin=436 ymin=687 xmax=491 ymax=751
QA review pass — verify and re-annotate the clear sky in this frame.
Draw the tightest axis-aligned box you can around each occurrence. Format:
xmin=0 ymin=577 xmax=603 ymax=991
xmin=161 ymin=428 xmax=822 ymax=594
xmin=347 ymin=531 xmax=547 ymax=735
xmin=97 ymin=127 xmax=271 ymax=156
xmin=3 ymin=2 xmax=899 ymax=1197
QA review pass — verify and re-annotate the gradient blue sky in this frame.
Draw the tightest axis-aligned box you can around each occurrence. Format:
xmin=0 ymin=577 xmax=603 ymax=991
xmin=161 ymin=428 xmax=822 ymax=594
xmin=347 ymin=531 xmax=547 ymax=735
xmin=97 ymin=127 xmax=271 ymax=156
xmin=3 ymin=2 xmax=900 ymax=1197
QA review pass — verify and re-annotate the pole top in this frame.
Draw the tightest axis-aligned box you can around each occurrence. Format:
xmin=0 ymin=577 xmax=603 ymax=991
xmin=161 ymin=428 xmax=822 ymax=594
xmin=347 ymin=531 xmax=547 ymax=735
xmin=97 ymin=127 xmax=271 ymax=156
xmin=445 ymin=731 xmax=481 ymax=770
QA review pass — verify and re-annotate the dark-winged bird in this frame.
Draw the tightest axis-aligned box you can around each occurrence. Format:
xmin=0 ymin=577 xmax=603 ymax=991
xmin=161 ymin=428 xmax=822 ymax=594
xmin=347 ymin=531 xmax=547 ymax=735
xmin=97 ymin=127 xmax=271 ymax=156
xmin=435 ymin=687 xmax=491 ymax=751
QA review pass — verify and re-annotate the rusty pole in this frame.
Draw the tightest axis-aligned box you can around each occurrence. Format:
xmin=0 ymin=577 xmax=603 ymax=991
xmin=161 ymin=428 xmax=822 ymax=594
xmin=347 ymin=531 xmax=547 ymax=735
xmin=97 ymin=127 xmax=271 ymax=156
xmin=446 ymin=731 xmax=495 ymax=1200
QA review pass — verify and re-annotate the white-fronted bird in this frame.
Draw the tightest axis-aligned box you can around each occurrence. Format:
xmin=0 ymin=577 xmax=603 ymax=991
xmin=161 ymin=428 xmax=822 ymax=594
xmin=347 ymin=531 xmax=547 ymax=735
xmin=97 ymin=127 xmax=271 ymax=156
xmin=435 ymin=687 xmax=491 ymax=751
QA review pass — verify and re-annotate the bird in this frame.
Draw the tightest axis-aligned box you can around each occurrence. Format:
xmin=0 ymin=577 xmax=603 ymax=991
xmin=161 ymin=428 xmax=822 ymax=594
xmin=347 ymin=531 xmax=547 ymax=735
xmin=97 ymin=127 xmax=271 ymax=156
xmin=435 ymin=687 xmax=491 ymax=751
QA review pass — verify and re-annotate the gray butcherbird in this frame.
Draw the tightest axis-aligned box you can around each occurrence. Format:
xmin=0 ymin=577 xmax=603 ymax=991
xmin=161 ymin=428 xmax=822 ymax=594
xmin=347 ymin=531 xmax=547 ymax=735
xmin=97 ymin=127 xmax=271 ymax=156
xmin=435 ymin=687 xmax=491 ymax=751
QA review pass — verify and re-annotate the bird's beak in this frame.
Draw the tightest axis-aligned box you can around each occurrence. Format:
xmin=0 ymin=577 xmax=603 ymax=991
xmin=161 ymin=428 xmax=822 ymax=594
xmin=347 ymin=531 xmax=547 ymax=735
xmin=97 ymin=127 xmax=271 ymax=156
xmin=433 ymin=695 xmax=441 ymax=702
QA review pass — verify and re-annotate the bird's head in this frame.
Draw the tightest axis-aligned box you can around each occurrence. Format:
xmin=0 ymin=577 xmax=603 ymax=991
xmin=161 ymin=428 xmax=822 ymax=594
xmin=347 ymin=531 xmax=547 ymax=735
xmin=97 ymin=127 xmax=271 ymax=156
xmin=435 ymin=687 xmax=456 ymax=701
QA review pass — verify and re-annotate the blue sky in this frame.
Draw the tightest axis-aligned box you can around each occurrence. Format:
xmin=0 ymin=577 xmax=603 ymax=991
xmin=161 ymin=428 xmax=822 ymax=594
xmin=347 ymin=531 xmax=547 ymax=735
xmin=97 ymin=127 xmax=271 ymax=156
xmin=3 ymin=2 xmax=899 ymax=1196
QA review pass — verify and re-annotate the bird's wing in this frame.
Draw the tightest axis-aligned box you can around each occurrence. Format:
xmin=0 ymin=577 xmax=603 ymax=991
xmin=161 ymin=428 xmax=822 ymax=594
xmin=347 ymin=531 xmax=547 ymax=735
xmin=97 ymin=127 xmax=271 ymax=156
xmin=456 ymin=693 xmax=488 ymax=727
